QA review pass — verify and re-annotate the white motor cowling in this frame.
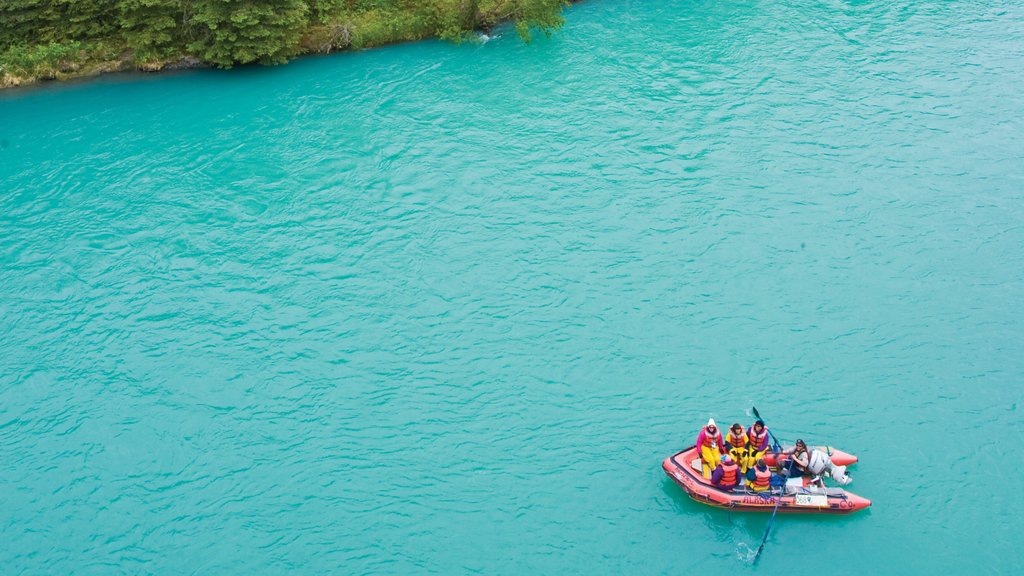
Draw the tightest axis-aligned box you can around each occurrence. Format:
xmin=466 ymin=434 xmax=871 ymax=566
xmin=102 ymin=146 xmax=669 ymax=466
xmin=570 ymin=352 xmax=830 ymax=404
xmin=807 ymin=449 xmax=831 ymax=475
xmin=829 ymin=464 xmax=852 ymax=486
xmin=807 ymin=449 xmax=853 ymax=485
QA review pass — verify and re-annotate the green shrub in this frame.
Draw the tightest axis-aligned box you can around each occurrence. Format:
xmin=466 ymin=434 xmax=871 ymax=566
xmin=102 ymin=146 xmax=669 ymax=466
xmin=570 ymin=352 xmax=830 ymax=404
xmin=0 ymin=41 xmax=83 ymax=79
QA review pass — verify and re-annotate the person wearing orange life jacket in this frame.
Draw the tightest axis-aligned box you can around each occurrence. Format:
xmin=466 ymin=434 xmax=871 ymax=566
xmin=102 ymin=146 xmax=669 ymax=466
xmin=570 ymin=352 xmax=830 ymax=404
xmin=746 ymin=419 xmax=771 ymax=456
xmin=745 ymin=457 xmax=773 ymax=492
xmin=695 ymin=418 xmax=725 ymax=479
xmin=724 ymin=422 xmax=754 ymax=475
xmin=711 ymin=453 xmax=740 ymax=491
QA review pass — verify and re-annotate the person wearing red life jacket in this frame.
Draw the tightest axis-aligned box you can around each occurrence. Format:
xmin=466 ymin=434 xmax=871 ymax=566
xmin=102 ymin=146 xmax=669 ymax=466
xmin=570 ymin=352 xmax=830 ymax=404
xmin=695 ymin=418 xmax=725 ymax=478
xmin=746 ymin=419 xmax=771 ymax=456
xmin=724 ymin=422 xmax=754 ymax=475
xmin=711 ymin=453 xmax=740 ymax=491
xmin=745 ymin=457 xmax=773 ymax=492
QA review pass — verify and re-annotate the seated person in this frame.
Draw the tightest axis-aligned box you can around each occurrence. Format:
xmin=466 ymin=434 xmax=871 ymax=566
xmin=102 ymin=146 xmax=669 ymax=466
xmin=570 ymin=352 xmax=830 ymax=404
xmin=746 ymin=419 xmax=771 ymax=457
xmin=724 ymin=422 xmax=754 ymax=474
xmin=711 ymin=454 xmax=740 ymax=491
xmin=695 ymin=418 xmax=725 ymax=479
xmin=746 ymin=457 xmax=773 ymax=492
xmin=779 ymin=439 xmax=811 ymax=477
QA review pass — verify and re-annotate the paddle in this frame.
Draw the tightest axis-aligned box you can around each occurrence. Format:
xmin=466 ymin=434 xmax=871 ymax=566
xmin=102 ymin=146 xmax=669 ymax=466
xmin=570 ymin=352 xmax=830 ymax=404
xmin=752 ymin=405 xmax=783 ymax=452
xmin=750 ymin=406 xmax=792 ymax=563
xmin=753 ymin=470 xmax=786 ymax=563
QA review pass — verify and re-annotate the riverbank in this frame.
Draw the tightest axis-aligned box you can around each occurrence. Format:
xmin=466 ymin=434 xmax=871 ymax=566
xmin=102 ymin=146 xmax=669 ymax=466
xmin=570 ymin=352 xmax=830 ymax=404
xmin=0 ymin=1 xmax=566 ymax=90
xmin=0 ymin=45 xmax=208 ymax=90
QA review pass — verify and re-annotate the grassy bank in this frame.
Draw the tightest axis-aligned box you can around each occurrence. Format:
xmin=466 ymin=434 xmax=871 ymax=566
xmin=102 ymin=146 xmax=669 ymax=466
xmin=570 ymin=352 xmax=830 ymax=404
xmin=0 ymin=0 xmax=567 ymax=89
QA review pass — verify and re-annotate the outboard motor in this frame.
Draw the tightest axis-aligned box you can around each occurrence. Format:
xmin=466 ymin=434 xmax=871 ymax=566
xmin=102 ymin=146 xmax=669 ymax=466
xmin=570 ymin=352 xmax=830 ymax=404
xmin=807 ymin=449 xmax=830 ymax=475
xmin=830 ymin=464 xmax=852 ymax=486
xmin=808 ymin=449 xmax=853 ymax=486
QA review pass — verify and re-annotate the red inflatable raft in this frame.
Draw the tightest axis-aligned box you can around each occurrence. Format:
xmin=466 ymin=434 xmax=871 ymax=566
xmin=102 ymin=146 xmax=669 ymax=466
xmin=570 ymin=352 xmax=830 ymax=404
xmin=663 ymin=446 xmax=871 ymax=514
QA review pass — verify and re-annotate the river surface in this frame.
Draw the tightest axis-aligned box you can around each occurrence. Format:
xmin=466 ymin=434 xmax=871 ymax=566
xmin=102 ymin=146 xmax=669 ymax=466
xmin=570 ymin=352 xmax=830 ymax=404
xmin=2 ymin=0 xmax=1023 ymax=573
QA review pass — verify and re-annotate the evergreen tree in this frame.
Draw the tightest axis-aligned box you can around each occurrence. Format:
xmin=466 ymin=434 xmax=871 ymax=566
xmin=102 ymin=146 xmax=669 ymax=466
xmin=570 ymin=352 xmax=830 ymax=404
xmin=55 ymin=0 xmax=120 ymax=41
xmin=306 ymin=0 xmax=347 ymax=24
xmin=1 ymin=0 xmax=120 ymax=48
xmin=119 ymin=0 xmax=183 ymax=60
xmin=187 ymin=0 xmax=309 ymax=67
xmin=0 ymin=0 xmax=60 ymax=48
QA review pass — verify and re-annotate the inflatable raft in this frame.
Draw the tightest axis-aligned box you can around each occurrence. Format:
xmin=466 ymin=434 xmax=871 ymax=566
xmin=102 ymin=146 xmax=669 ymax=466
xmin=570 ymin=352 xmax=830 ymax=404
xmin=663 ymin=446 xmax=871 ymax=514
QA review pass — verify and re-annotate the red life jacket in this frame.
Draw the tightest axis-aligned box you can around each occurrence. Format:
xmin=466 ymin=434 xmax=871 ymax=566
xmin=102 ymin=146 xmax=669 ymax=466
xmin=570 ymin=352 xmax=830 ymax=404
xmin=719 ymin=461 xmax=739 ymax=486
xmin=751 ymin=465 xmax=771 ymax=489
xmin=727 ymin=431 xmax=748 ymax=450
xmin=701 ymin=427 xmax=723 ymax=450
xmin=747 ymin=425 xmax=769 ymax=451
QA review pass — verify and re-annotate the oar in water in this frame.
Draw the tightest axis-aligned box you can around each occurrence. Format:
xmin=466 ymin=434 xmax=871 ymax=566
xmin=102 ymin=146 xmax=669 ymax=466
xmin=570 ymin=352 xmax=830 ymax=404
xmin=750 ymin=406 xmax=794 ymax=563
xmin=753 ymin=473 xmax=786 ymax=563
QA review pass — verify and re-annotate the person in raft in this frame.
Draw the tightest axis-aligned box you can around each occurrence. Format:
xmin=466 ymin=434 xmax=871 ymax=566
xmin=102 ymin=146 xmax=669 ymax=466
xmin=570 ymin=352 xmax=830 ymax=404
xmin=746 ymin=419 xmax=771 ymax=459
xmin=696 ymin=418 xmax=725 ymax=478
xmin=780 ymin=439 xmax=811 ymax=477
xmin=711 ymin=453 xmax=740 ymax=491
xmin=724 ymin=423 xmax=754 ymax=475
xmin=746 ymin=457 xmax=773 ymax=492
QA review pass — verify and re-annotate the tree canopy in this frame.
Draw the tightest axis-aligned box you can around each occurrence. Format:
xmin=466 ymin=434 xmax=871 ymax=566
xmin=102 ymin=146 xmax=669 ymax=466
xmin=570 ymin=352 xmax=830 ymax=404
xmin=0 ymin=0 xmax=568 ymax=81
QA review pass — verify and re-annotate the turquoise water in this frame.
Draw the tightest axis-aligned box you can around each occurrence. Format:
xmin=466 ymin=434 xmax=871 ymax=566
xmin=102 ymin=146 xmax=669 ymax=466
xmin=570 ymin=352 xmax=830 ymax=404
xmin=3 ymin=0 xmax=1024 ymax=572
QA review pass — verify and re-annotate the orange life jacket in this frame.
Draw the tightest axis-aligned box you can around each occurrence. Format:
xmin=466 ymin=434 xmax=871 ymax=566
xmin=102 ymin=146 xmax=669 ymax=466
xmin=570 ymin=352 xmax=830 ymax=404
xmin=747 ymin=425 xmax=769 ymax=451
xmin=701 ymin=427 xmax=723 ymax=449
xmin=751 ymin=465 xmax=771 ymax=490
xmin=726 ymin=432 xmax=748 ymax=450
xmin=719 ymin=461 xmax=739 ymax=486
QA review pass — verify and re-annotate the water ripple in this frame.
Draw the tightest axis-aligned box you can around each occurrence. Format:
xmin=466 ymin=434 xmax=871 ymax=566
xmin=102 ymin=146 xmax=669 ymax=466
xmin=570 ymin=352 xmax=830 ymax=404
xmin=2 ymin=0 xmax=1024 ymax=573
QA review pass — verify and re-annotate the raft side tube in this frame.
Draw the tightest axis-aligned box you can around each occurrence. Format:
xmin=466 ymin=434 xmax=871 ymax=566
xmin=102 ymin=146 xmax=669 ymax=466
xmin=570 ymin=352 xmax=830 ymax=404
xmin=663 ymin=446 xmax=870 ymax=514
